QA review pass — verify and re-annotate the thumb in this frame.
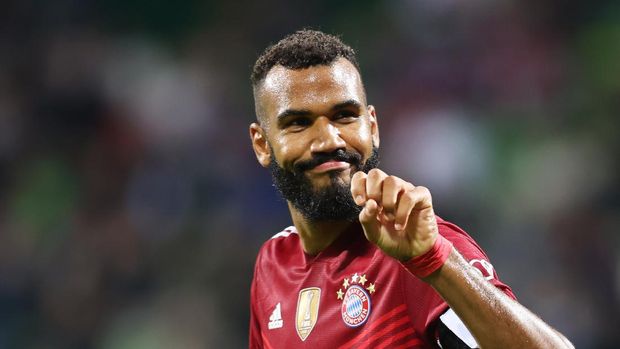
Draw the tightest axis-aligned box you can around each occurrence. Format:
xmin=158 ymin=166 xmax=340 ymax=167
xmin=359 ymin=199 xmax=381 ymax=244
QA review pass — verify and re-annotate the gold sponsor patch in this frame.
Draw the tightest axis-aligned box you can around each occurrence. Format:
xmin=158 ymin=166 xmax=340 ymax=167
xmin=295 ymin=287 xmax=321 ymax=341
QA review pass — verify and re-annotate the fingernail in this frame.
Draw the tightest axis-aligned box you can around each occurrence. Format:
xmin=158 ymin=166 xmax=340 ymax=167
xmin=386 ymin=213 xmax=395 ymax=221
xmin=355 ymin=195 xmax=364 ymax=205
xmin=394 ymin=223 xmax=403 ymax=230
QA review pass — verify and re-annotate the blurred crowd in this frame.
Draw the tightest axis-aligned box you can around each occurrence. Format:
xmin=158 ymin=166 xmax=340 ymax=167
xmin=0 ymin=0 xmax=618 ymax=348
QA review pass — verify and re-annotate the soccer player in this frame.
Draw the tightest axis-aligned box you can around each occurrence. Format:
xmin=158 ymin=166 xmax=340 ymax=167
xmin=248 ymin=30 xmax=573 ymax=348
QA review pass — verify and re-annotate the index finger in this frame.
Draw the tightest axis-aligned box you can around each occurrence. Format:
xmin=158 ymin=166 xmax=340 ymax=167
xmin=350 ymin=171 xmax=368 ymax=206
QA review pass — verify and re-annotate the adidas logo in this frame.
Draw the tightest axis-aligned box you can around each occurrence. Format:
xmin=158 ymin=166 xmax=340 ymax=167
xmin=268 ymin=302 xmax=283 ymax=330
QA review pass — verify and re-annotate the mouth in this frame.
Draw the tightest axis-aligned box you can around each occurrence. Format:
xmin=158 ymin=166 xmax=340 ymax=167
xmin=308 ymin=161 xmax=351 ymax=174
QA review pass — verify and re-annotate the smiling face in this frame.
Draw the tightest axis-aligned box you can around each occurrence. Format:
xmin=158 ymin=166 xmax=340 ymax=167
xmin=250 ymin=57 xmax=380 ymax=221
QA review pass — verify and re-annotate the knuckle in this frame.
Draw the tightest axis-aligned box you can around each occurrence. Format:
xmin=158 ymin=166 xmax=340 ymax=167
xmin=351 ymin=171 xmax=365 ymax=180
xmin=384 ymin=175 xmax=399 ymax=187
xmin=367 ymin=168 xmax=384 ymax=179
xmin=417 ymin=186 xmax=431 ymax=196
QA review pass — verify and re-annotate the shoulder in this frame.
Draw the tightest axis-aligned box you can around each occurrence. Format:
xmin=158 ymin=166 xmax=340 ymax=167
xmin=268 ymin=225 xmax=297 ymax=240
xmin=260 ymin=225 xmax=299 ymax=251
xmin=254 ymin=225 xmax=301 ymax=269
xmin=251 ymin=226 xmax=300 ymax=304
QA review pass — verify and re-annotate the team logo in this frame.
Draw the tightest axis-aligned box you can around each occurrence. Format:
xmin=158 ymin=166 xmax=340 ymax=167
xmin=337 ymin=273 xmax=376 ymax=327
xmin=469 ymin=259 xmax=495 ymax=281
xmin=295 ymin=287 xmax=321 ymax=341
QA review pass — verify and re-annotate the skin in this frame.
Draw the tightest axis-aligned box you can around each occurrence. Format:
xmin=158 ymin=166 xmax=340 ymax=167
xmin=250 ymin=58 xmax=379 ymax=254
xmin=250 ymin=57 xmax=573 ymax=348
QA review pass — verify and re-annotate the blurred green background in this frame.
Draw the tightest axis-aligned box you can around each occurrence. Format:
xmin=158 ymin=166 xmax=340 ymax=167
xmin=0 ymin=0 xmax=618 ymax=348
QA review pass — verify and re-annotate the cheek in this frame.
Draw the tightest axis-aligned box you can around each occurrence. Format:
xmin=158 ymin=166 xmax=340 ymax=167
xmin=351 ymin=120 xmax=373 ymax=147
xmin=273 ymin=135 xmax=306 ymax=167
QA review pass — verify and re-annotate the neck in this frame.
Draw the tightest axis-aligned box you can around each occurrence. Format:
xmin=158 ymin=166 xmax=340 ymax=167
xmin=289 ymin=203 xmax=353 ymax=255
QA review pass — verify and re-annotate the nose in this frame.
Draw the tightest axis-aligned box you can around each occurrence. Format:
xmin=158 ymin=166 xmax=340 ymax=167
xmin=309 ymin=117 xmax=346 ymax=153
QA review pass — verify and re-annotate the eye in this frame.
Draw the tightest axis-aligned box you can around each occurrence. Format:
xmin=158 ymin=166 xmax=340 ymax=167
xmin=285 ymin=117 xmax=312 ymax=129
xmin=334 ymin=110 xmax=358 ymax=121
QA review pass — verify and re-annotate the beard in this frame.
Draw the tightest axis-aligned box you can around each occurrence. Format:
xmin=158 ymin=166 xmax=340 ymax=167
xmin=268 ymin=146 xmax=380 ymax=222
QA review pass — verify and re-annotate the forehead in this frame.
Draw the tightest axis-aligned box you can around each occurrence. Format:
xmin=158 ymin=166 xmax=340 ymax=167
xmin=256 ymin=58 xmax=365 ymax=121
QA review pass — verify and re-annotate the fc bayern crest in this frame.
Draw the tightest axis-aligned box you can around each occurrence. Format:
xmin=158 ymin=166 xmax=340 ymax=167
xmin=336 ymin=273 xmax=376 ymax=327
xmin=341 ymin=285 xmax=371 ymax=327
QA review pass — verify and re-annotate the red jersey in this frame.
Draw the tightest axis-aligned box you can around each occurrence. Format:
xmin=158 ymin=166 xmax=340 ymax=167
xmin=249 ymin=217 xmax=515 ymax=349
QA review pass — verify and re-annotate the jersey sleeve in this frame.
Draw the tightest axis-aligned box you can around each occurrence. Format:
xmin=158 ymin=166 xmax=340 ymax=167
xmin=437 ymin=218 xmax=515 ymax=300
xmin=423 ymin=218 xmax=517 ymax=346
xmin=249 ymin=253 xmax=263 ymax=349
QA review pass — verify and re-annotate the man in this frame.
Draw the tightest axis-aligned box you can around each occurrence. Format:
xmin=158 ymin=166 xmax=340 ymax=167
xmin=248 ymin=30 xmax=573 ymax=348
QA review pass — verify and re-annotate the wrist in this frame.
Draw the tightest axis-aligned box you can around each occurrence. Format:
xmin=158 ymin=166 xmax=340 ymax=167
xmin=401 ymin=234 xmax=453 ymax=278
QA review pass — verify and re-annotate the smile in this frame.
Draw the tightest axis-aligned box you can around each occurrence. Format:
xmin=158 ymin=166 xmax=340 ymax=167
xmin=308 ymin=161 xmax=351 ymax=174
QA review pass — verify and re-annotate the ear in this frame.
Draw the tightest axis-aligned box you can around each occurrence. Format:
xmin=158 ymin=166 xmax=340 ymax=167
xmin=249 ymin=123 xmax=272 ymax=167
xmin=367 ymin=105 xmax=380 ymax=147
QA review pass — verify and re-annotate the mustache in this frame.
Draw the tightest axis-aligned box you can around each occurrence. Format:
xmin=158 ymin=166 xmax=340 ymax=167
xmin=294 ymin=149 xmax=362 ymax=173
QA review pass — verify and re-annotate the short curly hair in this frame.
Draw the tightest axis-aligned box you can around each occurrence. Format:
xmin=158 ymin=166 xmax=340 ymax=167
xmin=251 ymin=29 xmax=360 ymax=87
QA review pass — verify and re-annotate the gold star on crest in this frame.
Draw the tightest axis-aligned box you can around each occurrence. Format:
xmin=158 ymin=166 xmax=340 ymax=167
xmin=367 ymin=283 xmax=376 ymax=294
xmin=359 ymin=274 xmax=367 ymax=286
xmin=336 ymin=289 xmax=344 ymax=300
xmin=343 ymin=278 xmax=350 ymax=288
xmin=352 ymin=273 xmax=359 ymax=283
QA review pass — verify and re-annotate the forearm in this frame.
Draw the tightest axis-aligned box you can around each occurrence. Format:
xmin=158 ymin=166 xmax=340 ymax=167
xmin=424 ymin=248 xmax=573 ymax=349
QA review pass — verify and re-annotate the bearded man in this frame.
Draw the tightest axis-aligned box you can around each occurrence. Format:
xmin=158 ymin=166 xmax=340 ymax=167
xmin=248 ymin=29 xmax=573 ymax=349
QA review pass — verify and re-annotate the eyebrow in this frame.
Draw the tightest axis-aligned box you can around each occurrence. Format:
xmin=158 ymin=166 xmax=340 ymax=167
xmin=331 ymin=99 xmax=363 ymax=111
xmin=276 ymin=108 xmax=313 ymax=122
xmin=276 ymin=99 xmax=364 ymax=123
